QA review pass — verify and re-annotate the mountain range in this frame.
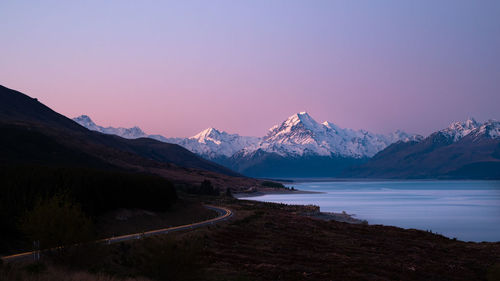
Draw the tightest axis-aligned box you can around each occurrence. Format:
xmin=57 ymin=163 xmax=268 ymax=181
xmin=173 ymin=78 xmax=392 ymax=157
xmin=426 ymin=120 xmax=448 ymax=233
xmin=74 ymin=112 xmax=500 ymax=179
xmin=74 ymin=112 xmax=417 ymax=159
xmin=70 ymin=113 xmax=401 ymax=177
xmin=343 ymin=118 xmax=500 ymax=179
xmin=1 ymin=82 xmax=497 ymax=180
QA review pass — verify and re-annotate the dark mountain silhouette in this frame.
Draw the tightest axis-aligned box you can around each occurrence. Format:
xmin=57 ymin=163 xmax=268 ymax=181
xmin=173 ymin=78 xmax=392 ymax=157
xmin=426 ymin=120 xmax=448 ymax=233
xmin=343 ymin=131 xmax=500 ymax=179
xmin=0 ymin=85 xmax=239 ymax=177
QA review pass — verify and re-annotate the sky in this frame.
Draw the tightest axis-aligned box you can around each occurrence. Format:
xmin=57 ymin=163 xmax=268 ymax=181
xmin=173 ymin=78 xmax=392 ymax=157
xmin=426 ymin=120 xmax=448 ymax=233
xmin=1 ymin=1 xmax=499 ymax=137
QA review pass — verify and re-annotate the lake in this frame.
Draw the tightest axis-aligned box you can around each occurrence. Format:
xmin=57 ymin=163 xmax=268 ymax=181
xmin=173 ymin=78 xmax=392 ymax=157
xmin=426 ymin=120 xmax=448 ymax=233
xmin=247 ymin=180 xmax=500 ymax=242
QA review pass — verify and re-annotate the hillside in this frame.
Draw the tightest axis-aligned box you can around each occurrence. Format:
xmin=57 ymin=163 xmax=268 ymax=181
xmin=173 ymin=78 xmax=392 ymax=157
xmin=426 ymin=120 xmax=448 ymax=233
xmin=0 ymin=85 xmax=244 ymax=179
xmin=344 ymin=120 xmax=500 ymax=179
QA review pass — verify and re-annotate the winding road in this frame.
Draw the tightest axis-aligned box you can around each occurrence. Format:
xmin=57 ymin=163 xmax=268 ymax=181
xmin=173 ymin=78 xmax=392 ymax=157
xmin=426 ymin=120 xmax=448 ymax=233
xmin=1 ymin=205 xmax=232 ymax=263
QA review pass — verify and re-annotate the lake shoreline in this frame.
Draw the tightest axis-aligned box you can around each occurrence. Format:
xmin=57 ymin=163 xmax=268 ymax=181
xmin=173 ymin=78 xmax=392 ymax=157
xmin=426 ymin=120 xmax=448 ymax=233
xmin=234 ymin=189 xmax=322 ymax=198
xmin=240 ymin=180 xmax=500 ymax=242
xmin=235 ymin=189 xmax=368 ymax=225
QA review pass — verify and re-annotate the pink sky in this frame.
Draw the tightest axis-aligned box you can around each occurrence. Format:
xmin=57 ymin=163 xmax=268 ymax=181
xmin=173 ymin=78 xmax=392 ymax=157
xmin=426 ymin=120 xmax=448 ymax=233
xmin=1 ymin=1 xmax=499 ymax=137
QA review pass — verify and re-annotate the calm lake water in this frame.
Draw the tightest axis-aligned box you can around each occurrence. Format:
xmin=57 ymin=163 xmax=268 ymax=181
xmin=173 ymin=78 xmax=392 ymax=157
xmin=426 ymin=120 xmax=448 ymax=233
xmin=248 ymin=180 xmax=500 ymax=242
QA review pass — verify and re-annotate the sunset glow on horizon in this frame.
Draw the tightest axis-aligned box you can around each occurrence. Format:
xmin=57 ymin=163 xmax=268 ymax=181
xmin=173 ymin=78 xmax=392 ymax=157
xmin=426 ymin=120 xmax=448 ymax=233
xmin=1 ymin=1 xmax=499 ymax=137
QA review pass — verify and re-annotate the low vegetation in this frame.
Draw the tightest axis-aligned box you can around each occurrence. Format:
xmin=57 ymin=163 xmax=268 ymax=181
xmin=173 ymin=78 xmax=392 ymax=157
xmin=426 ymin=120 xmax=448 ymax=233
xmin=3 ymin=199 xmax=499 ymax=281
xmin=19 ymin=194 xmax=94 ymax=250
xmin=0 ymin=165 xmax=177 ymax=254
xmin=182 ymin=179 xmax=221 ymax=196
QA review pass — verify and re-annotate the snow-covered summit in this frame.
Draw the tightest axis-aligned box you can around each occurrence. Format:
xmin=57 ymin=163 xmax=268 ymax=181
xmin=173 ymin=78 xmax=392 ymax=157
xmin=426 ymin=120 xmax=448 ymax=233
xmin=174 ymin=128 xmax=260 ymax=158
xmin=469 ymin=119 xmax=500 ymax=140
xmin=440 ymin=118 xmax=499 ymax=141
xmin=73 ymin=115 xmax=101 ymax=131
xmin=256 ymin=112 xmax=417 ymax=158
xmin=441 ymin=117 xmax=481 ymax=142
xmin=190 ymin=128 xmax=225 ymax=144
xmin=387 ymin=130 xmax=424 ymax=143
xmin=73 ymin=115 xmax=147 ymax=139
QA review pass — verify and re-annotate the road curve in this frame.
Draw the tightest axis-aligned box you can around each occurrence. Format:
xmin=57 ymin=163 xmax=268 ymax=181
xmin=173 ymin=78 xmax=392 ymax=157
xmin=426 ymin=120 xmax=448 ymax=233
xmin=1 ymin=205 xmax=232 ymax=263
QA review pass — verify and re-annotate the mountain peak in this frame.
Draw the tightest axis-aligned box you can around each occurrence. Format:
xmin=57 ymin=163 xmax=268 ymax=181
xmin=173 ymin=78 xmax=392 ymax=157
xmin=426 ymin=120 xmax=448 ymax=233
xmin=191 ymin=127 xmax=223 ymax=141
xmin=73 ymin=115 xmax=147 ymax=139
xmin=322 ymin=121 xmax=341 ymax=131
xmin=282 ymin=112 xmax=321 ymax=131
xmin=474 ymin=119 xmax=500 ymax=139
xmin=182 ymin=127 xmax=260 ymax=157
xmin=288 ymin=111 xmax=311 ymax=119
xmin=443 ymin=117 xmax=482 ymax=141
xmin=448 ymin=117 xmax=480 ymax=129
xmin=74 ymin=115 xmax=95 ymax=124
xmin=465 ymin=117 xmax=479 ymax=127
xmin=261 ymin=112 xmax=419 ymax=158
xmin=73 ymin=115 xmax=100 ymax=131
xmin=128 ymin=126 xmax=146 ymax=134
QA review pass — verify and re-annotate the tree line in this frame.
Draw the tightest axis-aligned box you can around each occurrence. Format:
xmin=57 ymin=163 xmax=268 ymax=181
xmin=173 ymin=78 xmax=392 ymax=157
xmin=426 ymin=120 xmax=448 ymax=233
xmin=0 ymin=164 xmax=177 ymax=254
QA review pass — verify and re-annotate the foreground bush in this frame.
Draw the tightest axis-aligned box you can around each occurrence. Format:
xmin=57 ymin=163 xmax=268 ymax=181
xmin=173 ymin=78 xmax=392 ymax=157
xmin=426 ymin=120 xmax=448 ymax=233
xmin=19 ymin=194 xmax=94 ymax=250
xmin=0 ymin=165 xmax=177 ymax=254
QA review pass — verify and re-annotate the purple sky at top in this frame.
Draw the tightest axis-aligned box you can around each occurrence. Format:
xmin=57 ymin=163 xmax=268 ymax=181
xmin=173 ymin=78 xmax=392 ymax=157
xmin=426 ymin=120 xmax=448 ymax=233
xmin=1 ymin=1 xmax=499 ymax=137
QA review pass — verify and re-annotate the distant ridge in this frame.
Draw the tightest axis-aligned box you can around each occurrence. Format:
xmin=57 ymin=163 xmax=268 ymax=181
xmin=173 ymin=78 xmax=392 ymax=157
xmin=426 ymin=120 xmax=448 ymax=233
xmin=73 ymin=115 xmax=148 ymax=139
xmin=343 ymin=118 xmax=500 ymax=179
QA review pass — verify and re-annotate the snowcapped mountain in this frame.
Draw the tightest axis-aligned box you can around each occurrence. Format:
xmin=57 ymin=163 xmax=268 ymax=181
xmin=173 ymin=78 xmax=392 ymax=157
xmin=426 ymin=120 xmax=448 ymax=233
xmin=170 ymin=128 xmax=260 ymax=159
xmin=73 ymin=115 xmax=148 ymax=139
xmin=254 ymin=112 xmax=417 ymax=158
xmin=440 ymin=118 xmax=481 ymax=142
xmin=344 ymin=117 xmax=500 ymax=179
xmin=73 ymin=115 xmax=259 ymax=159
xmin=475 ymin=120 xmax=500 ymax=139
xmin=74 ymin=112 xmax=417 ymax=160
xmin=73 ymin=115 xmax=103 ymax=132
xmin=440 ymin=117 xmax=500 ymax=141
xmin=73 ymin=113 xmax=499 ymax=178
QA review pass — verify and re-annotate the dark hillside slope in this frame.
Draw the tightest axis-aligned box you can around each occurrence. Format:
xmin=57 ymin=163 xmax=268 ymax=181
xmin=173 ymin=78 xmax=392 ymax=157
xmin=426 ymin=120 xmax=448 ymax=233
xmin=0 ymin=85 xmax=239 ymax=176
xmin=0 ymin=124 xmax=112 ymax=169
xmin=343 ymin=132 xmax=500 ymax=179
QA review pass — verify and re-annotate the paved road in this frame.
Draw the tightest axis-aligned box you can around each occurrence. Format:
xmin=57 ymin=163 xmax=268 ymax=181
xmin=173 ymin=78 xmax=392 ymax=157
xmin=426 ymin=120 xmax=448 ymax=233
xmin=1 ymin=205 xmax=232 ymax=263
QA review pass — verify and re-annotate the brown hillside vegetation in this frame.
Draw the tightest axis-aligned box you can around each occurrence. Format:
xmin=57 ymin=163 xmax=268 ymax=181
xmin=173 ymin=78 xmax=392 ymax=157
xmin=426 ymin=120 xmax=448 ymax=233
xmin=4 ymin=200 xmax=499 ymax=281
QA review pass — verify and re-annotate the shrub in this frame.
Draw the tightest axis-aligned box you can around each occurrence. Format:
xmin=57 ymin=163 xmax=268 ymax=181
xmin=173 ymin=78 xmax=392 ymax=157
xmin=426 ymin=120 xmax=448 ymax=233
xmin=183 ymin=179 xmax=220 ymax=196
xmin=19 ymin=194 xmax=94 ymax=250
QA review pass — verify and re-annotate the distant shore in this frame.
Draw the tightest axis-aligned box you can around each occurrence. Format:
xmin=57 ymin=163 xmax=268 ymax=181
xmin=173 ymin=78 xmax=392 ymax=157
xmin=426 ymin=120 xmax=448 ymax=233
xmin=234 ymin=188 xmax=322 ymax=198
xmin=310 ymin=211 xmax=368 ymax=224
xmin=234 ymin=188 xmax=368 ymax=224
